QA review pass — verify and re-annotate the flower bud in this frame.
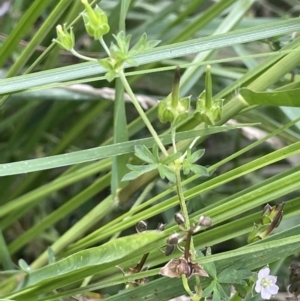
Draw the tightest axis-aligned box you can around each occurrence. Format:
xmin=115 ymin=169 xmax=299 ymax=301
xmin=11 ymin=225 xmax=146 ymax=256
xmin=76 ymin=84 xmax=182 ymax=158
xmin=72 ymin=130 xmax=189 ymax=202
xmin=167 ymin=233 xmax=180 ymax=245
xmin=164 ymin=244 xmax=176 ymax=256
xmin=262 ymin=203 xmax=272 ymax=215
xmin=157 ymin=223 xmax=165 ymax=231
xmin=269 ymin=203 xmax=284 ymax=227
xmin=53 ymin=24 xmax=75 ymax=50
xmin=174 ymin=212 xmax=185 ymax=225
xmin=158 ymin=67 xmax=190 ymax=125
xmin=198 ymin=215 xmax=212 ymax=227
xmin=194 ymin=65 xmax=223 ymax=125
xmin=247 ymin=203 xmax=284 ymax=243
xmin=135 ymin=220 xmax=147 ymax=233
xmin=261 ymin=204 xmax=273 ymax=224
xmin=81 ymin=0 xmax=110 ymax=39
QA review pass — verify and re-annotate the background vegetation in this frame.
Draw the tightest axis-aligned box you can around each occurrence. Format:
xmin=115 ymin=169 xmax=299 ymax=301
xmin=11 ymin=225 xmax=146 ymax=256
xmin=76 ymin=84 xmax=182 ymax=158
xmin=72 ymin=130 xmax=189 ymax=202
xmin=0 ymin=0 xmax=300 ymax=300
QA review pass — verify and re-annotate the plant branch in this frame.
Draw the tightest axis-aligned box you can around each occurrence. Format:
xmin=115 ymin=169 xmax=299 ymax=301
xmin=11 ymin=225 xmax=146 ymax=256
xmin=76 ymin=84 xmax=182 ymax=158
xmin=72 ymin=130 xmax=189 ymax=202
xmin=119 ymin=71 xmax=169 ymax=157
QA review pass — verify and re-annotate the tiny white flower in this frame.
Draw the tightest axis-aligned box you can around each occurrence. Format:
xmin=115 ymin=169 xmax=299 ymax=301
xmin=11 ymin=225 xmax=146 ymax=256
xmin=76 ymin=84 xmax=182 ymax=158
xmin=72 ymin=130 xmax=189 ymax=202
xmin=255 ymin=267 xmax=279 ymax=300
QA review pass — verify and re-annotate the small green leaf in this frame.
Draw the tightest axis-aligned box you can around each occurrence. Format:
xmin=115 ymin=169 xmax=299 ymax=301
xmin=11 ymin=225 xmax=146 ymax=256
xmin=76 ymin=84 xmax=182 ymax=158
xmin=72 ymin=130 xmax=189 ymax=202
xmin=218 ymin=265 xmax=252 ymax=285
xmin=190 ymin=164 xmax=209 ymax=176
xmin=126 ymin=163 xmax=156 ymax=173
xmin=216 ymin=282 xmax=230 ymax=300
xmin=121 ymin=171 xmax=140 ymax=181
xmin=202 ymin=280 xmax=215 ymax=298
xmin=158 ymin=164 xmax=176 ymax=182
xmin=129 ymin=33 xmax=160 ymax=56
xmin=146 ymin=39 xmax=161 ymax=49
xmin=233 ymin=283 xmax=249 ymax=298
xmin=98 ymin=58 xmax=112 ymax=70
xmin=201 ymin=247 xmax=217 ymax=279
xmin=129 ymin=33 xmax=147 ymax=55
xmin=18 ymin=259 xmax=31 ymax=273
xmin=190 ymin=149 xmax=205 ymax=163
xmin=152 ymin=143 xmax=160 ymax=162
xmin=212 ymin=284 xmax=223 ymax=301
xmin=105 ymin=70 xmax=117 ymax=82
xmin=162 ymin=152 xmax=182 ymax=165
xmin=122 ymin=163 xmax=157 ymax=181
xmin=134 ymin=145 xmax=156 ymax=164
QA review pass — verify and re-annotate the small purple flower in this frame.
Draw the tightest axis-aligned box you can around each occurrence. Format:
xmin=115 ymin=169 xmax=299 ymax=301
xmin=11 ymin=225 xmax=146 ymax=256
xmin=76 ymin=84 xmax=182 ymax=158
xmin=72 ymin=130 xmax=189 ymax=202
xmin=255 ymin=267 xmax=279 ymax=299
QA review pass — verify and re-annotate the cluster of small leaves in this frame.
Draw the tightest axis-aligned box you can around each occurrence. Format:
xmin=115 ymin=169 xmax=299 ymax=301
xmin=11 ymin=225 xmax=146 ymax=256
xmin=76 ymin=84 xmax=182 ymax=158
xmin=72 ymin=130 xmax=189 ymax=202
xmin=201 ymin=249 xmax=253 ymax=301
xmin=99 ymin=32 xmax=160 ymax=82
xmin=122 ymin=145 xmax=209 ymax=182
xmin=182 ymin=149 xmax=209 ymax=176
xmin=122 ymin=145 xmax=181 ymax=182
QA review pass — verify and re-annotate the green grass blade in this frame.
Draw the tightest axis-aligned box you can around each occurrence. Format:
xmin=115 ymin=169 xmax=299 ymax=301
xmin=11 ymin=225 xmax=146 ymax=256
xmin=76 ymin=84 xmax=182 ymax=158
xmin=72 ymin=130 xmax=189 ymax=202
xmin=1 ymin=18 xmax=300 ymax=95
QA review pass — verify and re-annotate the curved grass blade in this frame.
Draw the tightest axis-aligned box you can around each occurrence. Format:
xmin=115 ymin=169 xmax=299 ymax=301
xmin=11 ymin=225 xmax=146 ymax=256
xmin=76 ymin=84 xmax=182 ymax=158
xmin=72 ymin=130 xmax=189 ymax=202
xmin=7 ymin=231 xmax=162 ymax=298
xmin=240 ymin=87 xmax=300 ymax=107
xmin=0 ymin=124 xmax=255 ymax=176
xmin=0 ymin=18 xmax=300 ymax=95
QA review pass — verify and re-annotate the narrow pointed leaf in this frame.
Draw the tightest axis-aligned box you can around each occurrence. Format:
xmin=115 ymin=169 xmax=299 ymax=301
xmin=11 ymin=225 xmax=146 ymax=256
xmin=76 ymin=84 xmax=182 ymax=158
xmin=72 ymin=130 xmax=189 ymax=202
xmin=134 ymin=145 xmax=156 ymax=164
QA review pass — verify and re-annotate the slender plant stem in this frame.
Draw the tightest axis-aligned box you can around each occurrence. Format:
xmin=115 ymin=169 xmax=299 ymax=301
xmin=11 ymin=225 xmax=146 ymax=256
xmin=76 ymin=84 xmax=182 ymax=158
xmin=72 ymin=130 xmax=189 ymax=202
xmin=99 ymin=36 xmax=111 ymax=56
xmin=119 ymin=71 xmax=169 ymax=157
xmin=174 ymin=169 xmax=190 ymax=229
xmin=70 ymin=49 xmax=97 ymax=62
xmin=174 ymin=168 xmax=202 ymax=296
xmin=97 ymin=37 xmax=168 ymax=156
xmin=181 ymin=274 xmax=195 ymax=298
xmin=136 ymin=253 xmax=149 ymax=272
xmin=171 ymin=127 xmax=177 ymax=153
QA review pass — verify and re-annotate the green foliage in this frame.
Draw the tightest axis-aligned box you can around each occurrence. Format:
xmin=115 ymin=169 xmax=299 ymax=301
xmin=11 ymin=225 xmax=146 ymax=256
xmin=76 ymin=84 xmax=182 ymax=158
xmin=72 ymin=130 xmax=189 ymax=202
xmin=122 ymin=145 xmax=181 ymax=182
xmin=182 ymin=149 xmax=208 ymax=176
xmin=201 ymin=249 xmax=252 ymax=300
xmin=99 ymin=31 xmax=160 ymax=81
xmin=1 ymin=0 xmax=300 ymax=300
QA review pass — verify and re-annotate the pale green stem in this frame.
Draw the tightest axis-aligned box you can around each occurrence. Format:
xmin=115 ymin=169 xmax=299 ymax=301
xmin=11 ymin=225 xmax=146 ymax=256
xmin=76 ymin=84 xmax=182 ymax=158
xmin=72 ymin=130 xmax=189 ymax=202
xmin=174 ymin=169 xmax=190 ymax=229
xmin=119 ymin=71 xmax=169 ymax=157
xmin=99 ymin=36 xmax=111 ymax=56
xmin=181 ymin=274 xmax=195 ymax=298
xmin=180 ymin=136 xmax=200 ymax=161
xmin=171 ymin=127 xmax=177 ymax=153
xmin=70 ymin=49 xmax=97 ymax=62
xmin=97 ymin=37 xmax=167 ymax=156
